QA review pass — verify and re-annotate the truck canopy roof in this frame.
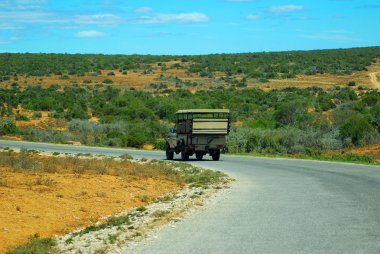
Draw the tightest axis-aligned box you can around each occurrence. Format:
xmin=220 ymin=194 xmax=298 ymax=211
xmin=176 ymin=109 xmax=230 ymax=114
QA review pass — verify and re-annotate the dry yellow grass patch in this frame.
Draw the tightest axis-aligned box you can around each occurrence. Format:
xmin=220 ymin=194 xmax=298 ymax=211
xmin=14 ymin=108 xmax=68 ymax=132
xmin=0 ymin=152 xmax=182 ymax=253
xmin=344 ymin=145 xmax=380 ymax=163
xmin=2 ymin=59 xmax=380 ymax=91
xmin=256 ymin=59 xmax=380 ymax=90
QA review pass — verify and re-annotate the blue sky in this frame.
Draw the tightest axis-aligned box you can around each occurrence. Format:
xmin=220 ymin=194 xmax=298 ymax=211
xmin=0 ymin=0 xmax=379 ymax=54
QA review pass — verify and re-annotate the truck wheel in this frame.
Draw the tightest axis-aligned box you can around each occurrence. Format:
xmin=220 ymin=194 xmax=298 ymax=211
xmin=166 ymin=144 xmax=174 ymax=160
xmin=195 ymin=152 xmax=203 ymax=161
xmin=181 ymin=151 xmax=189 ymax=161
xmin=212 ymin=150 xmax=220 ymax=161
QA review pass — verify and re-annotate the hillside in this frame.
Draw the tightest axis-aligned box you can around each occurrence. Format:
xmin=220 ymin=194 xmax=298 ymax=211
xmin=1 ymin=47 xmax=380 ymax=163
xmin=1 ymin=47 xmax=380 ymax=91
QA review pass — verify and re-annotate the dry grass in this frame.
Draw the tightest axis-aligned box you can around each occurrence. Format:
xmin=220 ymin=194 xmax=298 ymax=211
xmin=14 ymin=108 xmax=68 ymax=131
xmin=2 ymin=59 xmax=380 ymax=92
xmin=0 ymin=150 xmax=184 ymax=253
xmin=342 ymin=145 xmax=380 ymax=163
xmin=0 ymin=149 xmax=183 ymax=182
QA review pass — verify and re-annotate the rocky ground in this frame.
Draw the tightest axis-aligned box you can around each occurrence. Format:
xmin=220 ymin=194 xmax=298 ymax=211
xmin=57 ymin=180 xmax=232 ymax=254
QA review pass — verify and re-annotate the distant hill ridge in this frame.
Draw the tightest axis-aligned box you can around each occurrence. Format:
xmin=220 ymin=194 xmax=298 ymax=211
xmin=1 ymin=46 xmax=379 ymax=78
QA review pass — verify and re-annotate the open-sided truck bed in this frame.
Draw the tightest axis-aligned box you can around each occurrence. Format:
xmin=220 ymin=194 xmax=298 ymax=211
xmin=165 ymin=109 xmax=230 ymax=161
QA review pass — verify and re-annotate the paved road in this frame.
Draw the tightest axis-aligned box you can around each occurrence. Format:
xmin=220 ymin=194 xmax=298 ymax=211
xmin=1 ymin=140 xmax=380 ymax=253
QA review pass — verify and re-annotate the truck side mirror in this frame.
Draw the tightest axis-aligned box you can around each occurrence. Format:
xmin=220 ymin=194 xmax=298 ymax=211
xmin=170 ymin=128 xmax=176 ymax=133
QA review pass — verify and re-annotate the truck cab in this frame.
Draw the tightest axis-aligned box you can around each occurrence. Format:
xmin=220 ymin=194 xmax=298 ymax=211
xmin=166 ymin=109 xmax=230 ymax=161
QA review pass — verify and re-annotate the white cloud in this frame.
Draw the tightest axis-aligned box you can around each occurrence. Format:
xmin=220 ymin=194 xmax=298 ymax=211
xmin=135 ymin=12 xmax=209 ymax=24
xmin=75 ymin=30 xmax=107 ymax=37
xmin=135 ymin=7 xmax=153 ymax=13
xmin=75 ymin=14 xmax=122 ymax=26
xmin=270 ymin=5 xmax=304 ymax=13
xmin=247 ymin=14 xmax=260 ymax=20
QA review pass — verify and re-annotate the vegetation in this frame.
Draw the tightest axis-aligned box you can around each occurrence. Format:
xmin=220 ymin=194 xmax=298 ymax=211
xmin=1 ymin=85 xmax=380 ymax=155
xmin=6 ymin=236 xmax=57 ymax=254
xmin=1 ymin=149 xmax=228 ymax=253
xmin=1 ymin=47 xmax=379 ymax=79
xmin=0 ymin=47 xmax=380 ymax=161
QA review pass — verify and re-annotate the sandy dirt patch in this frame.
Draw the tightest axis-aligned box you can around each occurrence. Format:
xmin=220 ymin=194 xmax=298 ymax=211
xmin=0 ymin=153 xmax=181 ymax=253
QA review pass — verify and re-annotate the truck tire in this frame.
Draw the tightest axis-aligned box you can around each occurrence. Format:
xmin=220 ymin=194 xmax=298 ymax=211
xmin=212 ymin=150 xmax=220 ymax=161
xmin=181 ymin=151 xmax=189 ymax=161
xmin=166 ymin=144 xmax=174 ymax=160
xmin=195 ymin=152 xmax=203 ymax=161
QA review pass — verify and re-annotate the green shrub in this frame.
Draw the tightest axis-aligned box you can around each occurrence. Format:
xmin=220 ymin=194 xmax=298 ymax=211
xmin=0 ymin=120 xmax=18 ymax=135
xmin=339 ymin=115 xmax=374 ymax=146
xmin=153 ymin=140 xmax=166 ymax=150
xmin=32 ymin=111 xmax=42 ymax=119
xmin=6 ymin=236 xmax=57 ymax=254
xmin=16 ymin=115 xmax=30 ymax=121
xmin=102 ymin=78 xmax=113 ymax=84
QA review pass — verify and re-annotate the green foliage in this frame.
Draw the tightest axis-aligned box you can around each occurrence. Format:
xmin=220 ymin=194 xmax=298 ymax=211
xmin=274 ymin=100 xmax=309 ymax=127
xmin=339 ymin=115 xmax=374 ymax=146
xmin=75 ymin=215 xmax=131 ymax=236
xmin=6 ymin=236 xmax=57 ymax=254
xmin=153 ymin=140 xmax=166 ymax=150
xmin=65 ymin=104 xmax=88 ymax=120
xmin=227 ymin=126 xmax=343 ymax=154
xmin=32 ymin=111 xmax=42 ymax=118
xmin=328 ymin=153 xmax=374 ymax=163
xmin=371 ymin=103 xmax=380 ymax=131
xmin=102 ymin=78 xmax=113 ymax=84
xmin=23 ymin=129 xmax=74 ymax=143
xmin=2 ymin=84 xmax=380 ymax=151
xmin=0 ymin=47 xmax=380 ymax=154
xmin=15 ymin=114 xmax=30 ymax=121
xmin=0 ymin=47 xmax=379 ymax=79
xmin=0 ymin=119 xmax=18 ymax=135
xmin=248 ymin=119 xmax=275 ymax=129
xmin=179 ymin=165 xmax=226 ymax=187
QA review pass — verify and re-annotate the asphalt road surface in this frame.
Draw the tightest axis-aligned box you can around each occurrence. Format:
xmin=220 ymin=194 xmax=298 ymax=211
xmin=1 ymin=140 xmax=380 ymax=254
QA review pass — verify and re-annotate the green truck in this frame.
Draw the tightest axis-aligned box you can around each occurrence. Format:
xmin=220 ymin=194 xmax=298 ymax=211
xmin=165 ymin=109 xmax=230 ymax=161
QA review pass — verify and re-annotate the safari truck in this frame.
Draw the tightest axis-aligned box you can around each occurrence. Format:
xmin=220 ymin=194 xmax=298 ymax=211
xmin=165 ymin=109 xmax=230 ymax=161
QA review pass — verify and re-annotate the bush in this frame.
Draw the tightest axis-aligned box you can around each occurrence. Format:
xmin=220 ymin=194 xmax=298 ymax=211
xmin=15 ymin=114 xmax=30 ymax=121
xmin=0 ymin=120 xmax=17 ymax=135
xmin=32 ymin=111 xmax=42 ymax=119
xmin=103 ymin=78 xmax=113 ymax=84
xmin=23 ymin=129 xmax=74 ymax=143
xmin=153 ymin=140 xmax=166 ymax=150
xmin=339 ymin=115 xmax=374 ymax=146
xmin=65 ymin=104 xmax=88 ymax=120
xmin=274 ymin=101 xmax=308 ymax=127
xmin=6 ymin=236 xmax=57 ymax=254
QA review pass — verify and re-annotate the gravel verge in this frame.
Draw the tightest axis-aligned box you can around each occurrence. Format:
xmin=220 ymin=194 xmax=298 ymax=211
xmin=55 ymin=160 xmax=232 ymax=254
